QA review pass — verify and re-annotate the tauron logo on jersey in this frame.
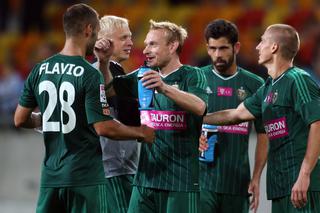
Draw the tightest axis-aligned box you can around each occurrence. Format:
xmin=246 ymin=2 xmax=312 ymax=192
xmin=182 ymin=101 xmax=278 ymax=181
xmin=217 ymin=87 xmax=232 ymax=96
xmin=264 ymin=90 xmax=278 ymax=104
xmin=100 ymin=84 xmax=107 ymax=103
xmin=140 ymin=110 xmax=187 ymax=130
xmin=237 ymin=87 xmax=247 ymax=101
xmin=264 ymin=117 xmax=288 ymax=140
xmin=218 ymin=122 xmax=249 ymax=135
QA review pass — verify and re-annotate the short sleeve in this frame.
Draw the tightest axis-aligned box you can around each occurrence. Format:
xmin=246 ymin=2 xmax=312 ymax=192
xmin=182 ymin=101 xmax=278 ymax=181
xmin=84 ymin=70 xmax=113 ymax=124
xmin=19 ymin=65 xmax=39 ymax=108
xmin=292 ymin=73 xmax=320 ymax=125
xmin=243 ymin=86 xmax=264 ymax=120
xmin=187 ymin=68 xmax=208 ymax=104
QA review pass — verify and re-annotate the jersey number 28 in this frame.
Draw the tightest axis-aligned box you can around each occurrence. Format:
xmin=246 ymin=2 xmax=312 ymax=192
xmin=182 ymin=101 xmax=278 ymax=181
xmin=39 ymin=80 xmax=76 ymax=133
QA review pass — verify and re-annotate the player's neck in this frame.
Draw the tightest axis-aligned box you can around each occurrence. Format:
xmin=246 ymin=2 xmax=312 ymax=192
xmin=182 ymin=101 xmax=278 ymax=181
xmin=60 ymin=38 xmax=86 ymax=57
xmin=160 ymin=58 xmax=182 ymax=76
xmin=267 ymin=57 xmax=293 ymax=79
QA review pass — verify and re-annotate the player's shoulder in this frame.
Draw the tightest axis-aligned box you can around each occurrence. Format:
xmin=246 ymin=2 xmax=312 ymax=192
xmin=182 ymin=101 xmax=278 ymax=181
xmin=199 ymin=65 xmax=212 ymax=72
xmin=285 ymin=66 xmax=318 ymax=87
xmin=179 ymin=65 xmax=207 ymax=80
xmin=180 ymin=64 xmax=201 ymax=72
xmin=238 ymin=67 xmax=264 ymax=84
xmin=286 ymin=66 xmax=311 ymax=79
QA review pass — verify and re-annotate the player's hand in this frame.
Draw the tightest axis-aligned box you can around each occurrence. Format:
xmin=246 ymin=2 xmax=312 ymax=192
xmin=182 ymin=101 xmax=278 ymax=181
xmin=198 ymin=134 xmax=208 ymax=152
xmin=248 ymin=177 xmax=260 ymax=213
xmin=94 ymin=38 xmax=114 ymax=62
xmin=31 ymin=112 xmax=42 ymax=133
xmin=291 ymin=172 xmax=310 ymax=208
xmin=139 ymin=125 xmax=155 ymax=144
xmin=141 ymin=70 xmax=167 ymax=93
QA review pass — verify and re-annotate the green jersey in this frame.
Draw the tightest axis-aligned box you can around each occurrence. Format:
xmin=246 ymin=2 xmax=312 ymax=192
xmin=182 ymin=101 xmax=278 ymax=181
xmin=244 ymin=67 xmax=320 ymax=199
xmin=19 ymin=54 xmax=112 ymax=187
xmin=114 ymin=65 xmax=208 ymax=191
xmin=200 ymin=66 xmax=265 ymax=195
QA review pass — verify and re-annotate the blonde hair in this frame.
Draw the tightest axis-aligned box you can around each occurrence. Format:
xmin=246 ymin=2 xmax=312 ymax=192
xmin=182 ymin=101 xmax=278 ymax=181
xmin=149 ymin=19 xmax=188 ymax=54
xmin=267 ymin=24 xmax=300 ymax=60
xmin=99 ymin=15 xmax=129 ymax=37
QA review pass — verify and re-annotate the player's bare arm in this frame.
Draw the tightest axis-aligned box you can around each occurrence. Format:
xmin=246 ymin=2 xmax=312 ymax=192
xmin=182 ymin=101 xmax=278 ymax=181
xmin=94 ymin=120 xmax=155 ymax=144
xmin=204 ymin=102 xmax=255 ymax=125
xmin=94 ymin=38 xmax=116 ymax=96
xmin=14 ymin=105 xmax=42 ymax=129
xmin=249 ymin=133 xmax=268 ymax=213
xmin=291 ymin=120 xmax=320 ymax=209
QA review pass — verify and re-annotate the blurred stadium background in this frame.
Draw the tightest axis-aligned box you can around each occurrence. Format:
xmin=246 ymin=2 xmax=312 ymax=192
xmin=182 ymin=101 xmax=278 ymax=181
xmin=0 ymin=0 xmax=319 ymax=212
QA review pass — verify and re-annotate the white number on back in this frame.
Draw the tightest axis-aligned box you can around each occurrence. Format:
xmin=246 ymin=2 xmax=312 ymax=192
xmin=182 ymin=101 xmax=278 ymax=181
xmin=39 ymin=80 xmax=76 ymax=133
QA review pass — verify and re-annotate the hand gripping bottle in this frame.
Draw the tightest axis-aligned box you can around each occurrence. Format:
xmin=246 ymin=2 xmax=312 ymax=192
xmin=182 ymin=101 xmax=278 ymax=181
xmin=138 ymin=64 xmax=154 ymax=110
xmin=199 ymin=124 xmax=218 ymax=162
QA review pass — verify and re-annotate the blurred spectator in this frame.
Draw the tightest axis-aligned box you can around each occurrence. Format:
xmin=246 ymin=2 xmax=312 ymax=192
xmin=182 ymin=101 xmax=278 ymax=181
xmin=304 ymin=36 xmax=320 ymax=85
xmin=0 ymin=0 xmax=9 ymax=32
xmin=0 ymin=62 xmax=23 ymax=127
xmin=20 ymin=0 xmax=48 ymax=33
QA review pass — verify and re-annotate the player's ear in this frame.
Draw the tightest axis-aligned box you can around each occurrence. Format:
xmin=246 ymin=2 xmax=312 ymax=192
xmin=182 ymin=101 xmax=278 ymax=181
xmin=169 ymin=41 xmax=179 ymax=54
xmin=84 ymin=24 xmax=93 ymax=38
xmin=234 ymin=42 xmax=241 ymax=54
xmin=271 ymin=42 xmax=279 ymax=54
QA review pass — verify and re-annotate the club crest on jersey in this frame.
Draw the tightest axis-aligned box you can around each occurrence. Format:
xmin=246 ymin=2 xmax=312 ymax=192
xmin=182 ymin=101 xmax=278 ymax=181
xmin=171 ymin=82 xmax=179 ymax=89
xmin=100 ymin=84 xmax=107 ymax=103
xmin=264 ymin=90 xmax=278 ymax=104
xmin=237 ymin=86 xmax=247 ymax=101
xmin=272 ymin=90 xmax=278 ymax=104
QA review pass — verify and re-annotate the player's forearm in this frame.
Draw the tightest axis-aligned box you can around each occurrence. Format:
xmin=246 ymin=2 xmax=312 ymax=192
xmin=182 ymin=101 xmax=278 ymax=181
xmin=98 ymin=60 xmax=112 ymax=84
xmin=14 ymin=105 xmax=42 ymax=129
xmin=161 ymin=84 xmax=206 ymax=116
xmin=94 ymin=119 xmax=143 ymax=141
xmin=299 ymin=121 xmax=320 ymax=176
xmin=252 ymin=133 xmax=268 ymax=180
xmin=204 ymin=102 xmax=255 ymax=125
xmin=204 ymin=109 xmax=240 ymax=125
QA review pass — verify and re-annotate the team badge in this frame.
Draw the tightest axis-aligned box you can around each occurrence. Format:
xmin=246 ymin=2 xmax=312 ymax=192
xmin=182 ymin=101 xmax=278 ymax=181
xmin=272 ymin=90 xmax=278 ymax=104
xmin=237 ymin=86 xmax=247 ymax=101
xmin=172 ymin=82 xmax=179 ymax=89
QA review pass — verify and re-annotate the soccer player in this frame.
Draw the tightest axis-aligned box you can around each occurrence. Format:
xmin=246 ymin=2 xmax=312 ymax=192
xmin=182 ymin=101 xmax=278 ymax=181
xmin=199 ymin=19 xmax=268 ymax=213
xmin=97 ymin=15 xmax=139 ymax=213
xmin=100 ymin=20 xmax=208 ymax=212
xmin=202 ymin=24 xmax=320 ymax=213
xmin=14 ymin=4 xmax=154 ymax=213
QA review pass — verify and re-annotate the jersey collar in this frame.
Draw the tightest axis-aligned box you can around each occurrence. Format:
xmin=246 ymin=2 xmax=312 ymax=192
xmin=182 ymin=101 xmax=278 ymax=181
xmin=211 ymin=67 xmax=239 ymax=80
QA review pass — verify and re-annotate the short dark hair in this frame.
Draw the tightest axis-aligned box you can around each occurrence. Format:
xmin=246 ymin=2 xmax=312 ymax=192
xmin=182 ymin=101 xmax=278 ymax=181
xmin=267 ymin=24 xmax=300 ymax=60
xmin=204 ymin=19 xmax=239 ymax=45
xmin=63 ymin=3 xmax=99 ymax=37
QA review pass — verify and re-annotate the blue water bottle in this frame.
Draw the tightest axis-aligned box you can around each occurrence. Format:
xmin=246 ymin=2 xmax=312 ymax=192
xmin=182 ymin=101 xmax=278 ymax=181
xmin=138 ymin=64 xmax=154 ymax=110
xmin=199 ymin=124 xmax=218 ymax=163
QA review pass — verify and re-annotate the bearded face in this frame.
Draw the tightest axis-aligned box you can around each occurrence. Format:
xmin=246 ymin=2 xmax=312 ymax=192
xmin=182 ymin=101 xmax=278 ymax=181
xmin=207 ymin=37 xmax=236 ymax=74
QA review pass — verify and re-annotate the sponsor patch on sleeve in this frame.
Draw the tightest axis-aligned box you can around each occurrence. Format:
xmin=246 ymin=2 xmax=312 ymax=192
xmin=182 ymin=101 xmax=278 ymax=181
xmin=101 ymin=103 xmax=110 ymax=115
xmin=100 ymin=84 xmax=107 ymax=103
